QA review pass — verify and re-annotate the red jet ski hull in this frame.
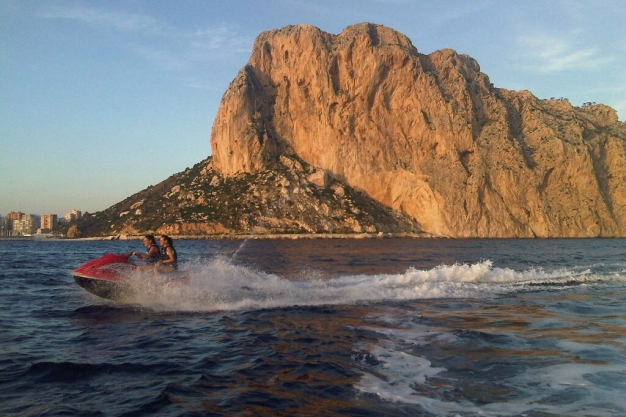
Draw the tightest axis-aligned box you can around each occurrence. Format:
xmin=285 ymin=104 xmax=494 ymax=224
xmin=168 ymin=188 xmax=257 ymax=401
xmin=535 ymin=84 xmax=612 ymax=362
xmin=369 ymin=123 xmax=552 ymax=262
xmin=72 ymin=253 xmax=188 ymax=300
xmin=72 ymin=275 xmax=133 ymax=300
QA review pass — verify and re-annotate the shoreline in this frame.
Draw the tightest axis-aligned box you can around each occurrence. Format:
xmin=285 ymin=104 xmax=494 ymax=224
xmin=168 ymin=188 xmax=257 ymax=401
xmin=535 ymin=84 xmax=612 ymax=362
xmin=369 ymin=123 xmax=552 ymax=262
xmin=72 ymin=232 xmax=441 ymax=241
xmin=3 ymin=233 xmax=625 ymax=241
xmin=0 ymin=232 xmax=439 ymax=241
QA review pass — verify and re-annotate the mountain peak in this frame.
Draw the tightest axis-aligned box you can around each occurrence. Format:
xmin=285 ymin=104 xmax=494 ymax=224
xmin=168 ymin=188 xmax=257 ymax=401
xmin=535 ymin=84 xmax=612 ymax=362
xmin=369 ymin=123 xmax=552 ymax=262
xmin=209 ymin=23 xmax=626 ymax=237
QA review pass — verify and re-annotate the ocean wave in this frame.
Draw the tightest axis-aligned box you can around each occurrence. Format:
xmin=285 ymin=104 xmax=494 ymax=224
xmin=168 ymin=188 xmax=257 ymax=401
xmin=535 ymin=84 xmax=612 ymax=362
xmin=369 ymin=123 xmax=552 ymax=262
xmin=22 ymin=361 xmax=156 ymax=384
xmin=117 ymin=258 xmax=626 ymax=312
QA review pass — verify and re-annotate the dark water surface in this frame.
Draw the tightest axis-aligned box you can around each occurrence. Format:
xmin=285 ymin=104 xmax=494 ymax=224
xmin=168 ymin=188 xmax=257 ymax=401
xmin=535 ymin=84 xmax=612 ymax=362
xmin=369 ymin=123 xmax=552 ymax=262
xmin=1 ymin=238 xmax=625 ymax=416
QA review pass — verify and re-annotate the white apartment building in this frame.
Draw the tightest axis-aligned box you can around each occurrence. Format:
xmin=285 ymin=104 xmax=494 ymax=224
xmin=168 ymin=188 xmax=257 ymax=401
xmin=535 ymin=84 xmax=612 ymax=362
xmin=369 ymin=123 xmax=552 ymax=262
xmin=12 ymin=214 xmax=39 ymax=236
xmin=65 ymin=209 xmax=82 ymax=222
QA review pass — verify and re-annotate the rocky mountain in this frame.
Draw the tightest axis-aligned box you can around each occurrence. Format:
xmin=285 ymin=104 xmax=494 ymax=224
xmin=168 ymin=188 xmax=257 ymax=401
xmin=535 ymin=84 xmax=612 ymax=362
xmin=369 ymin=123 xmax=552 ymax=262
xmin=211 ymin=23 xmax=626 ymax=237
xmin=68 ymin=155 xmax=423 ymax=238
xmin=72 ymin=22 xmax=626 ymax=238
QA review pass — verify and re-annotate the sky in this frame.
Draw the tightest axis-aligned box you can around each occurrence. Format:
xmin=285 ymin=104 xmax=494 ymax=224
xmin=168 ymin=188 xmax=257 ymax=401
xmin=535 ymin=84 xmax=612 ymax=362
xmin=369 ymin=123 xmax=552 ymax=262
xmin=1 ymin=0 xmax=624 ymax=217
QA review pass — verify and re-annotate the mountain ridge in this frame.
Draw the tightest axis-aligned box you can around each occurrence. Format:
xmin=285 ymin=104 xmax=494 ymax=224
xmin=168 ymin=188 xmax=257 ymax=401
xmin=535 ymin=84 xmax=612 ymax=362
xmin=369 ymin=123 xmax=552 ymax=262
xmin=210 ymin=23 xmax=626 ymax=237
xmin=70 ymin=23 xmax=626 ymax=238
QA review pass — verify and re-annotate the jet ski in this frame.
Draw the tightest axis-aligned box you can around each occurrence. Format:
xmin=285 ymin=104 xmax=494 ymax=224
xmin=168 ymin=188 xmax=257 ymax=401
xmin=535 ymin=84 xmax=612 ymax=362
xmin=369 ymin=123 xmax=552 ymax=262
xmin=72 ymin=253 xmax=188 ymax=300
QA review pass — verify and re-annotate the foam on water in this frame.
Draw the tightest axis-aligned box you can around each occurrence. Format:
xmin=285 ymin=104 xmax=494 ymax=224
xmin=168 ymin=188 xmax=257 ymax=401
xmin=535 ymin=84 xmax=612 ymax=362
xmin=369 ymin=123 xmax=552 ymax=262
xmin=353 ymin=311 xmax=626 ymax=417
xmin=121 ymin=256 xmax=626 ymax=312
xmin=118 ymin=252 xmax=624 ymax=415
xmin=4 ymin=239 xmax=626 ymax=416
xmin=355 ymin=349 xmax=626 ymax=416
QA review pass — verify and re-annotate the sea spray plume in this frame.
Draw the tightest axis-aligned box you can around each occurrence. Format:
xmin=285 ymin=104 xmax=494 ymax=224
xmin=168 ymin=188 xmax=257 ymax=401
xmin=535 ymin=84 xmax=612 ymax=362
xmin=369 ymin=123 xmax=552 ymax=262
xmin=231 ymin=239 xmax=248 ymax=260
xmin=113 ymin=259 xmax=624 ymax=312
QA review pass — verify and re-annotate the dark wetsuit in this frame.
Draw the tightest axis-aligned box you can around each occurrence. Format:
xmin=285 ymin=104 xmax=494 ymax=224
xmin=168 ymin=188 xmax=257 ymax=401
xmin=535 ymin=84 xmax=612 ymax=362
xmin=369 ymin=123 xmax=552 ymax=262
xmin=145 ymin=244 xmax=161 ymax=264
xmin=160 ymin=245 xmax=178 ymax=270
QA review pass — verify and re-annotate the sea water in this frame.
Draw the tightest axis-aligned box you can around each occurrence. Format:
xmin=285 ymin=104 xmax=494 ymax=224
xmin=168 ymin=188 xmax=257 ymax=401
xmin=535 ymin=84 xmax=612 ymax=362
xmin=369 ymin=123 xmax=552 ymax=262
xmin=1 ymin=238 xmax=625 ymax=416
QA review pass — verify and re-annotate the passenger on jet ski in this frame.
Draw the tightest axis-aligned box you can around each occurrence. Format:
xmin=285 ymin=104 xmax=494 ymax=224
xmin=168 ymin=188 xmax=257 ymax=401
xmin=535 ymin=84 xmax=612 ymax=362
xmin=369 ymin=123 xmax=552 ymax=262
xmin=130 ymin=235 xmax=161 ymax=270
xmin=155 ymin=235 xmax=178 ymax=274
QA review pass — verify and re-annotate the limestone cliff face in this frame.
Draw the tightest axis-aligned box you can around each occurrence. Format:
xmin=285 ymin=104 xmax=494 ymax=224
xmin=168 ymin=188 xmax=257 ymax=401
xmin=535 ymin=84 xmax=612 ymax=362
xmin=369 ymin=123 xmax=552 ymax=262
xmin=211 ymin=23 xmax=626 ymax=237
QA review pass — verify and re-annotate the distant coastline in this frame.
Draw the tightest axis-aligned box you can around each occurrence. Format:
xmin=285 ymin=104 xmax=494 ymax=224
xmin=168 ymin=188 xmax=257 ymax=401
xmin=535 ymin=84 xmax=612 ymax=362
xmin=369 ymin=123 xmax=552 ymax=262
xmin=0 ymin=235 xmax=64 ymax=241
xmin=3 ymin=234 xmax=623 ymax=241
xmin=0 ymin=232 xmax=438 ymax=241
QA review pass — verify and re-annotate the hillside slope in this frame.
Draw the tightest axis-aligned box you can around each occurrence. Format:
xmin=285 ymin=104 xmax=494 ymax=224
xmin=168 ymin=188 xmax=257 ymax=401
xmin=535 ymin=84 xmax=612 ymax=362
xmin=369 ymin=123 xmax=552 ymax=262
xmin=69 ymin=155 xmax=422 ymax=238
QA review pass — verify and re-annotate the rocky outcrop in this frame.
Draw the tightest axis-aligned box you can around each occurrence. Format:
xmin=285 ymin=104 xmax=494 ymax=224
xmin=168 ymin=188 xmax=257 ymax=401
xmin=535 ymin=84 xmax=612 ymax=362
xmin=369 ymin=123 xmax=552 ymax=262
xmin=211 ymin=23 xmax=626 ymax=237
xmin=70 ymin=156 xmax=424 ymax=238
xmin=66 ymin=225 xmax=82 ymax=239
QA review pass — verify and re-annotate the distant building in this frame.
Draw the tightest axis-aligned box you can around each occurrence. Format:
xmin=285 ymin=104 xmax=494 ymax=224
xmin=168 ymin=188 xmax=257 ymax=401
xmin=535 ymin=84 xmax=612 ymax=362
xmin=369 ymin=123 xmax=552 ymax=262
xmin=65 ymin=209 xmax=82 ymax=222
xmin=12 ymin=214 xmax=39 ymax=236
xmin=41 ymin=214 xmax=58 ymax=232
xmin=1 ymin=216 xmax=14 ymax=236
xmin=6 ymin=211 xmax=24 ymax=221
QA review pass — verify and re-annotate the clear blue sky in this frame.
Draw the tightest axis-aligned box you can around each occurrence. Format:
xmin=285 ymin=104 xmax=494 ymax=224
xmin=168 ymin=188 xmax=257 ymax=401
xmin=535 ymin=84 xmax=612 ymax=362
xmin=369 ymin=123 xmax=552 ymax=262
xmin=1 ymin=0 xmax=624 ymax=216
